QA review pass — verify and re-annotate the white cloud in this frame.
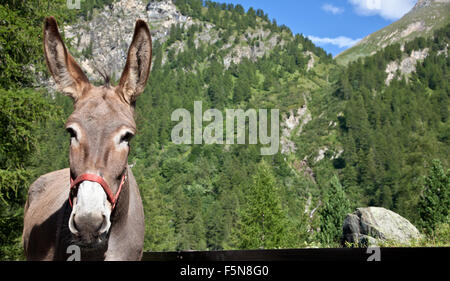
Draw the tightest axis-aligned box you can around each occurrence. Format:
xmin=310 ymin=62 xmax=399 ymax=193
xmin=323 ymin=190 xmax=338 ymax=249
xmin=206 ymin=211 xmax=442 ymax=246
xmin=348 ymin=0 xmax=417 ymax=20
xmin=308 ymin=35 xmax=362 ymax=48
xmin=322 ymin=3 xmax=345 ymax=14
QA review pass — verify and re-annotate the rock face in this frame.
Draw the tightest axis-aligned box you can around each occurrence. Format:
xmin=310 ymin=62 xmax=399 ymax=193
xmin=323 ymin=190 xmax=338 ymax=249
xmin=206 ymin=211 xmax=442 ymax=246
xmin=63 ymin=0 xmax=193 ymax=82
xmin=413 ymin=0 xmax=450 ymax=11
xmin=280 ymin=101 xmax=312 ymax=154
xmin=343 ymin=207 xmax=422 ymax=246
xmin=385 ymin=48 xmax=429 ymax=85
xmin=223 ymin=28 xmax=283 ymax=68
xmin=39 ymin=0 xmax=290 ymax=90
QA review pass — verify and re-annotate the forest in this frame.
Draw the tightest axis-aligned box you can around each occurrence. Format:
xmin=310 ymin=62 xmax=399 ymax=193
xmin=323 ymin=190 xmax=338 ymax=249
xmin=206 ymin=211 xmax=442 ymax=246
xmin=0 ymin=0 xmax=448 ymax=259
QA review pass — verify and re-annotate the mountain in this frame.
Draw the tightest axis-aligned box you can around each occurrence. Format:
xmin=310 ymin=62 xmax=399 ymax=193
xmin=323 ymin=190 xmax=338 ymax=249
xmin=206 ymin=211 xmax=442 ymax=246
xmin=38 ymin=0 xmax=448 ymax=249
xmin=1 ymin=0 xmax=449 ymax=259
xmin=32 ymin=0 xmax=340 ymax=252
xmin=42 ymin=0 xmax=338 ymax=165
xmin=336 ymin=0 xmax=450 ymax=65
xmin=58 ymin=0 xmax=330 ymax=83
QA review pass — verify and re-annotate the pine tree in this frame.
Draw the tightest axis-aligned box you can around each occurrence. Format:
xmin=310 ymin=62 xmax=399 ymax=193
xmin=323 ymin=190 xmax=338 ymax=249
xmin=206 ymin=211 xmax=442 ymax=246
xmin=418 ymin=160 xmax=450 ymax=234
xmin=231 ymin=161 xmax=292 ymax=249
xmin=318 ymin=176 xmax=352 ymax=245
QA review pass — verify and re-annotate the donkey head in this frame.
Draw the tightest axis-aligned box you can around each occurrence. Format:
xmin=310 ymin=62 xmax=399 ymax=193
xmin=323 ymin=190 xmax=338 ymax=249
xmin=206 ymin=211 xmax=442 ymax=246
xmin=43 ymin=17 xmax=152 ymax=247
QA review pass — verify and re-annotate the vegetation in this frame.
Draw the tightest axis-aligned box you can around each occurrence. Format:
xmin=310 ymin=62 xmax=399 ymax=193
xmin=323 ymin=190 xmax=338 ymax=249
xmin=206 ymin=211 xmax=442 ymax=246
xmin=335 ymin=28 xmax=449 ymax=222
xmin=318 ymin=176 xmax=352 ymax=246
xmin=230 ymin=161 xmax=296 ymax=249
xmin=0 ymin=0 xmax=75 ymax=260
xmin=0 ymin=0 xmax=448 ymax=260
xmin=418 ymin=159 xmax=449 ymax=234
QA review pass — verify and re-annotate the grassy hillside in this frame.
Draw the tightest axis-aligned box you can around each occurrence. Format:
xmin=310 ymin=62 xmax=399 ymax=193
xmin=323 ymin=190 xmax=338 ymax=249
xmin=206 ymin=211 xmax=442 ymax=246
xmin=336 ymin=0 xmax=450 ymax=65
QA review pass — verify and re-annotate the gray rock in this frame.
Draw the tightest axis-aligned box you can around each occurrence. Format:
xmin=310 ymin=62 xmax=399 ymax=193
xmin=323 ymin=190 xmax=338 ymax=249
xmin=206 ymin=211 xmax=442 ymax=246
xmin=60 ymin=0 xmax=194 ymax=83
xmin=342 ymin=213 xmax=360 ymax=244
xmin=343 ymin=207 xmax=422 ymax=246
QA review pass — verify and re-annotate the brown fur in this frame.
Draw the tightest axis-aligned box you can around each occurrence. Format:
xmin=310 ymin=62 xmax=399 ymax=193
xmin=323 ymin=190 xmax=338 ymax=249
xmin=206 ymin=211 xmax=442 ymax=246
xmin=22 ymin=17 xmax=152 ymax=261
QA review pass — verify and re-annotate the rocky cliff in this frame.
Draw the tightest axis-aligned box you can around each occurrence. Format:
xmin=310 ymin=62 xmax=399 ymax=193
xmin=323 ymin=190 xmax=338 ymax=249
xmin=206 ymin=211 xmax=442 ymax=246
xmin=54 ymin=0 xmax=287 ymax=84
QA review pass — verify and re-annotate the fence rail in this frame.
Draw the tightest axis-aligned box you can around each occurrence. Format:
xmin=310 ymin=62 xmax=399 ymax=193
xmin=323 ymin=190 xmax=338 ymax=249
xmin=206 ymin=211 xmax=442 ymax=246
xmin=142 ymin=247 xmax=448 ymax=262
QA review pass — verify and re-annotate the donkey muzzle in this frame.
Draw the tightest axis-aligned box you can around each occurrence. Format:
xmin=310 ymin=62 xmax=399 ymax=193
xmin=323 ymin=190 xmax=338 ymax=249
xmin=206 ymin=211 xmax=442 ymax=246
xmin=68 ymin=180 xmax=112 ymax=244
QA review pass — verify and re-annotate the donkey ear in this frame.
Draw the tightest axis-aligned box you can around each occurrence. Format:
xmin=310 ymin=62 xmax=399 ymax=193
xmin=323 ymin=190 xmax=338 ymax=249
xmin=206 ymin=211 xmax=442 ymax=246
xmin=117 ymin=20 xmax=152 ymax=104
xmin=43 ymin=17 xmax=90 ymax=101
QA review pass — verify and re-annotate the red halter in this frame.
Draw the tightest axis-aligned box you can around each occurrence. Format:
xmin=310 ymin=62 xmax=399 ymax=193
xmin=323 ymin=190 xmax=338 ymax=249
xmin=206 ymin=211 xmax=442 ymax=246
xmin=69 ymin=173 xmax=126 ymax=210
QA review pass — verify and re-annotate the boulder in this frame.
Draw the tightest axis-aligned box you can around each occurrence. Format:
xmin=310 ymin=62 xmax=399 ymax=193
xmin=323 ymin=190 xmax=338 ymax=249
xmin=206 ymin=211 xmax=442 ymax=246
xmin=342 ymin=207 xmax=422 ymax=246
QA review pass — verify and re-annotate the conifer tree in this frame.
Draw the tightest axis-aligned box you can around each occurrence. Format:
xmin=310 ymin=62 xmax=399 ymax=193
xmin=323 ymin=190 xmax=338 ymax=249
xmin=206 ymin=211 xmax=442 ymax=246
xmin=318 ymin=176 xmax=352 ymax=245
xmin=418 ymin=160 xmax=449 ymax=234
xmin=231 ymin=161 xmax=292 ymax=249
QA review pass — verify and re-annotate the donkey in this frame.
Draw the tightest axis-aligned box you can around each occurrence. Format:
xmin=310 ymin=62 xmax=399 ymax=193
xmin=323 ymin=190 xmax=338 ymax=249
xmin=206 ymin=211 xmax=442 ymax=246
xmin=22 ymin=17 xmax=152 ymax=260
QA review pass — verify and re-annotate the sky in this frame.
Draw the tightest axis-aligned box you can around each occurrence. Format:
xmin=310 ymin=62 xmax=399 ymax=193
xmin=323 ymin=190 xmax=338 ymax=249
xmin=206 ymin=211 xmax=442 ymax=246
xmin=223 ymin=0 xmax=418 ymax=56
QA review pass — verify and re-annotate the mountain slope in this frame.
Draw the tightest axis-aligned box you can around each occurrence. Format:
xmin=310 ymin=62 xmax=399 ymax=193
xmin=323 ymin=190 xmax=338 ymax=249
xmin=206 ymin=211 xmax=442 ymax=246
xmin=33 ymin=0 xmax=340 ymax=251
xmin=2 ymin=0 xmax=448 ymax=258
xmin=336 ymin=0 xmax=450 ymax=65
xmin=30 ymin=0 xmax=450 ymax=250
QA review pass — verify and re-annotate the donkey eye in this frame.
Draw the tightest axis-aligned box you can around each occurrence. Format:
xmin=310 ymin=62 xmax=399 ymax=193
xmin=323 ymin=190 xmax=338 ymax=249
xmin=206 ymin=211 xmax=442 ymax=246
xmin=120 ymin=132 xmax=134 ymax=144
xmin=66 ymin=127 xmax=77 ymax=139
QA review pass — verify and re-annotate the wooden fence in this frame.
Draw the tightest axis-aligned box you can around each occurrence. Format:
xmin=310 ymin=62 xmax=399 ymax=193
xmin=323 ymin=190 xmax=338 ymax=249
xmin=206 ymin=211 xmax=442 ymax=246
xmin=142 ymin=247 xmax=447 ymax=262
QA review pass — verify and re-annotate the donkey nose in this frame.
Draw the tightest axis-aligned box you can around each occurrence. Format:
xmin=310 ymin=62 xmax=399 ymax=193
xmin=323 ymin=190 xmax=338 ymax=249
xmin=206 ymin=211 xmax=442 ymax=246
xmin=73 ymin=212 xmax=106 ymax=234
xmin=68 ymin=180 xmax=112 ymax=237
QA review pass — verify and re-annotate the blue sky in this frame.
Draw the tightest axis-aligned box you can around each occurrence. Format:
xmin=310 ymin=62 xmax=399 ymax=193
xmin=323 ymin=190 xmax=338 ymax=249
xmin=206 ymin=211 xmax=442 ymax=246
xmin=223 ymin=0 xmax=417 ymax=56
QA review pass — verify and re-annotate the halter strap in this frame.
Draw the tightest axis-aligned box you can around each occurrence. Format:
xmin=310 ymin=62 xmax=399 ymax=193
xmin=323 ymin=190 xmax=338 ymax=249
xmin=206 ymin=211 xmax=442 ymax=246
xmin=69 ymin=172 xmax=126 ymax=210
